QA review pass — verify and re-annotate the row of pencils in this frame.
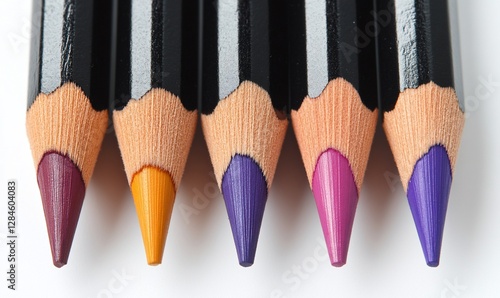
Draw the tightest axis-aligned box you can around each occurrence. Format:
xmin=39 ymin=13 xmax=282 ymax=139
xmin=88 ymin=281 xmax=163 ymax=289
xmin=26 ymin=0 xmax=465 ymax=268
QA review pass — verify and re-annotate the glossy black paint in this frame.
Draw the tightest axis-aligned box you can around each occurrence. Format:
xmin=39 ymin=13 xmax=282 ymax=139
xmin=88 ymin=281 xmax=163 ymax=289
xmin=28 ymin=0 xmax=114 ymax=111
xmin=375 ymin=0 xmax=455 ymax=112
xmin=201 ymin=0 xmax=289 ymax=115
xmin=288 ymin=0 xmax=378 ymax=111
xmin=114 ymin=0 xmax=199 ymax=111
xmin=356 ymin=0 xmax=379 ymax=112
xmin=286 ymin=0 xmax=307 ymax=110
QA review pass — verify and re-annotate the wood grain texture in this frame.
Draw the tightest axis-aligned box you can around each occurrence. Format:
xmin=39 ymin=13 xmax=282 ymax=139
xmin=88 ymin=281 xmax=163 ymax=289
xmin=113 ymin=88 xmax=197 ymax=187
xmin=26 ymin=82 xmax=108 ymax=185
xmin=291 ymin=78 xmax=378 ymax=191
xmin=201 ymin=80 xmax=288 ymax=188
xmin=383 ymin=82 xmax=465 ymax=190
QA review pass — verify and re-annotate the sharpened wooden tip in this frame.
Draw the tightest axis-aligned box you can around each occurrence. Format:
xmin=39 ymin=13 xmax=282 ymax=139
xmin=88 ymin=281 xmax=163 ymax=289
xmin=201 ymin=80 xmax=288 ymax=188
xmin=113 ymin=88 xmax=197 ymax=186
xmin=291 ymin=78 xmax=377 ymax=191
xmin=383 ymin=82 xmax=464 ymax=190
xmin=26 ymin=82 xmax=108 ymax=185
xmin=131 ymin=166 xmax=176 ymax=265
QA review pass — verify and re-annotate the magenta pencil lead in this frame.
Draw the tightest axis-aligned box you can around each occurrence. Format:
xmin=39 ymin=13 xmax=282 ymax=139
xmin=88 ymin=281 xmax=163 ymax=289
xmin=289 ymin=0 xmax=378 ymax=266
xmin=312 ymin=149 xmax=358 ymax=267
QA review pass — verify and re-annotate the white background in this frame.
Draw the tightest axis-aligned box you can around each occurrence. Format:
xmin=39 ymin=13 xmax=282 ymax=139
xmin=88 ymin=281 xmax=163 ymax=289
xmin=1 ymin=0 xmax=499 ymax=297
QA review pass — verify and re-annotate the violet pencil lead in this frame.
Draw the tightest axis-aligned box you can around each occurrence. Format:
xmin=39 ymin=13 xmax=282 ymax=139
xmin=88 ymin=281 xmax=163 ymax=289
xmin=407 ymin=145 xmax=452 ymax=267
xmin=200 ymin=0 xmax=288 ymax=266
xmin=221 ymin=155 xmax=268 ymax=267
xmin=376 ymin=0 xmax=464 ymax=265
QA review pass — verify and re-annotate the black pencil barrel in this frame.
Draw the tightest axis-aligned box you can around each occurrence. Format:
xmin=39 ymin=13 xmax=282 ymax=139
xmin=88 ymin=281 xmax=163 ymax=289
xmin=114 ymin=0 xmax=199 ymax=111
xmin=288 ymin=0 xmax=378 ymax=111
xmin=375 ymin=0 xmax=458 ymax=112
xmin=201 ymin=0 xmax=288 ymax=115
xmin=28 ymin=0 xmax=114 ymax=111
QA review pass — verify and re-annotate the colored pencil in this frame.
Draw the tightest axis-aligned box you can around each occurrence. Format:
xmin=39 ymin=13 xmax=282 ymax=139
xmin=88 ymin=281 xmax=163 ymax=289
xmin=375 ymin=0 xmax=465 ymax=266
xmin=26 ymin=0 xmax=115 ymax=267
xmin=113 ymin=0 xmax=199 ymax=265
xmin=288 ymin=0 xmax=378 ymax=266
xmin=201 ymin=0 xmax=289 ymax=266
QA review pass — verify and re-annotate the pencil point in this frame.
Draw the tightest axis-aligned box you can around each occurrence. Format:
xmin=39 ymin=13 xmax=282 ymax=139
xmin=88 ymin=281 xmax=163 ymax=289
xmin=312 ymin=149 xmax=358 ymax=267
xmin=221 ymin=154 xmax=268 ymax=267
xmin=131 ymin=166 xmax=176 ymax=266
xmin=407 ymin=145 xmax=452 ymax=267
xmin=37 ymin=152 xmax=86 ymax=268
